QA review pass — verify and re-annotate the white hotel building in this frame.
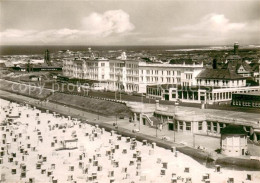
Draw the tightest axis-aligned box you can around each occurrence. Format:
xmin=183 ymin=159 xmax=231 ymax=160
xmin=62 ymin=50 xmax=260 ymax=104
xmin=147 ymin=68 xmax=260 ymax=104
xmin=63 ymin=56 xmax=204 ymax=93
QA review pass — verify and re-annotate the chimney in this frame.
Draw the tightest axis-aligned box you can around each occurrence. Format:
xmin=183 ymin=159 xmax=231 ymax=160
xmin=213 ymin=58 xmax=217 ymax=69
xmin=234 ymin=42 xmax=239 ymax=55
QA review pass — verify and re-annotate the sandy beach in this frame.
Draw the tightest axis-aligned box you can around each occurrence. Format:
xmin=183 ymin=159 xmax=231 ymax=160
xmin=1 ymin=98 xmax=260 ymax=183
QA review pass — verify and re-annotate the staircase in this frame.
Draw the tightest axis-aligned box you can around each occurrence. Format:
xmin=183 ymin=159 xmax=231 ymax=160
xmin=142 ymin=114 xmax=154 ymax=127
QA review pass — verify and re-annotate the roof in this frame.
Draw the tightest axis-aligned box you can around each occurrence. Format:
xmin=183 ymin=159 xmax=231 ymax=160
xmin=147 ymin=84 xmax=177 ymax=90
xmin=220 ymin=125 xmax=247 ymax=135
xmin=223 ymin=60 xmax=252 ymax=73
xmin=250 ymin=63 xmax=260 ymax=72
xmin=196 ymin=69 xmax=244 ymax=80
xmin=150 ymin=117 xmax=161 ymax=126
xmin=4 ymin=62 xmax=14 ymax=67
xmin=0 ymin=63 xmax=6 ymax=68
xmin=235 ymin=62 xmax=251 ymax=72
xmin=147 ymin=84 xmax=221 ymax=91
xmin=169 ymin=59 xmax=194 ymax=65
xmin=226 ymin=55 xmax=242 ymax=60
xmin=233 ymin=91 xmax=260 ymax=96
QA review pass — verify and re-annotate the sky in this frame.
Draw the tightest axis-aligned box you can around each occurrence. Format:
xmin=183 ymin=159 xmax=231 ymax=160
xmin=0 ymin=0 xmax=260 ymax=45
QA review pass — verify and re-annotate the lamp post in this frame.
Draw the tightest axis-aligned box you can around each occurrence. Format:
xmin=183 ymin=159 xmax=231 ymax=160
xmin=156 ymin=124 xmax=158 ymax=137
xmin=120 ymin=89 xmax=122 ymax=101
xmin=193 ymin=134 xmax=196 ymax=148
xmin=174 ymin=128 xmax=176 ymax=142
xmin=139 ymin=113 xmax=141 ymax=131
xmin=114 ymin=113 xmax=117 ymax=125
xmin=156 ymin=119 xmax=161 ymax=138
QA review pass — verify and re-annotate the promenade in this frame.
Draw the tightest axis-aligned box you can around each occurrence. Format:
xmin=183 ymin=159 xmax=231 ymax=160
xmin=1 ymin=89 xmax=260 ymax=170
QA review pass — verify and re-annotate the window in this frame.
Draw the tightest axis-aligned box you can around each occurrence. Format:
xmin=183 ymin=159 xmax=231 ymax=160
xmin=102 ymin=75 xmax=104 ymax=79
xmin=207 ymin=122 xmax=211 ymax=131
xmin=213 ymin=122 xmax=217 ymax=132
xmin=186 ymin=74 xmax=192 ymax=79
xmin=198 ymin=122 xmax=203 ymax=130
xmin=101 ymin=63 xmax=105 ymax=67
xmin=219 ymin=123 xmax=224 ymax=131
xmin=186 ymin=122 xmax=191 ymax=131
xmin=179 ymin=121 xmax=183 ymax=130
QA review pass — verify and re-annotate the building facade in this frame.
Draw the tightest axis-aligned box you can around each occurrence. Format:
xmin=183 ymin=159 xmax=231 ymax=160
xmin=127 ymin=101 xmax=260 ymax=143
xmin=146 ymin=68 xmax=260 ymax=104
xmin=63 ymin=57 xmax=204 ymax=93
xmin=232 ymin=91 xmax=260 ymax=108
xmin=220 ymin=125 xmax=248 ymax=157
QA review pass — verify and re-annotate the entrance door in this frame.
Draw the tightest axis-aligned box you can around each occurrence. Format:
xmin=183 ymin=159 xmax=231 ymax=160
xmin=143 ymin=118 xmax=146 ymax=125
xmin=168 ymin=123 xmax=174 ymax=131
xmin=242 ymin=149 xmax=245 ymax=155
xmin=164 ymin=94 xmax=169 ymax=100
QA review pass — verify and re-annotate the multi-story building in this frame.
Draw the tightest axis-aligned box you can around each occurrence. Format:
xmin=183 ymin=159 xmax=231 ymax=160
xmin=63 ymin=57 xmax=110 ymax=81
xmin=63 ymin=56 xmax=204 ymax=93
xmin=146 ymin=43 xmax=260 ymax=104
xmin=146 ymin=67 xmax=260 ymax=104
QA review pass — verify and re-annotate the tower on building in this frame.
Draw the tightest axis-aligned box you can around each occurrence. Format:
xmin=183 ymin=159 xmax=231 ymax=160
xmin=212 ymin=58 xmax=218 ymax=69
xmin=27 ymin=60 xmax=31 ymax=72
xmin=234 ymin=42 xmax=239 ymax=55
xmin=121 ymin=52 xmax=127 ymax=60
xmin=44 ymin=49 xmax=51 ymax=65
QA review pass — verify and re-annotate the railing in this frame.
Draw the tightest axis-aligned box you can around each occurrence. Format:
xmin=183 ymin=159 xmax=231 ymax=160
xmin=156 ymin=106 xmax=168 ymax=111
xmin=206 ymin=115 xmax=259 ymax=127
xmin=142 ymin=114 xmax=154 ymax=127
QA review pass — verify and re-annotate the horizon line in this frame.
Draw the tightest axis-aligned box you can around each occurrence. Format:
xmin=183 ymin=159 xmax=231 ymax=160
xmin=1 ymin=44 xmax=260 ymax=47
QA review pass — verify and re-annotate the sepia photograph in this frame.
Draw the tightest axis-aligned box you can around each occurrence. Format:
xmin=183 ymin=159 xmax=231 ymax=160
xmin=0 ymin=0 xmax=260 ymax=182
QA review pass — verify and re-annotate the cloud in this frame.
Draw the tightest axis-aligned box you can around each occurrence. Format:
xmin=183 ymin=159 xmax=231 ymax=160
xmin=0 ymin=28 xmax=82 ymax=45
xmin=0 ymin=10 xmax=135 ymax=45
xmin=169 ymin=13 xmax=260 ymax=44
xmin=0 ymin=29 xmax=36 ymax=38
xmin=173 ymin=13 xmax=245 ymax=34
xmin=81 ymin=9 xmax=135 ymax=36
